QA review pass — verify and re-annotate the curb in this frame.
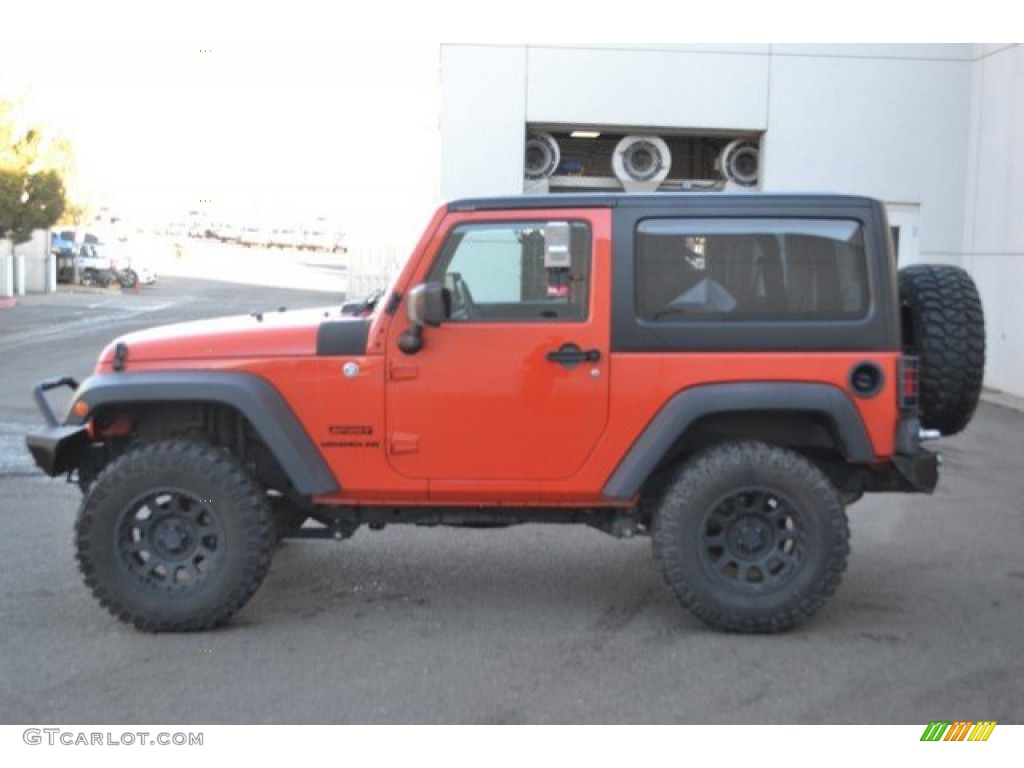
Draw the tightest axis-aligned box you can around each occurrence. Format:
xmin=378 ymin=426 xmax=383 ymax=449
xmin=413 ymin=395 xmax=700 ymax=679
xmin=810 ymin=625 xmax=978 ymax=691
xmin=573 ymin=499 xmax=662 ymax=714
xmin=56 ymin=284 xmax=123 ymax=296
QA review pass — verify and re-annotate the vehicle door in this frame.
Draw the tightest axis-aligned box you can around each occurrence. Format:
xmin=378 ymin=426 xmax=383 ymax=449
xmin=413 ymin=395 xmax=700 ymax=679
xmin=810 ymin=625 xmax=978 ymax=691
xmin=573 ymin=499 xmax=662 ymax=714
xmin=385 ymin=209 xmax=611 ymax=495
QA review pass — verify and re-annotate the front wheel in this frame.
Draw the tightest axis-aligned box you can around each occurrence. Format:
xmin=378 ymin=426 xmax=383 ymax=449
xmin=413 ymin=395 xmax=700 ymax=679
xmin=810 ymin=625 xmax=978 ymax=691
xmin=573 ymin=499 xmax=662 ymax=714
xmin=653 ymin=441 xmax=849 ymax=633
xmin=75 ymin=440 xmax=274 ymax=631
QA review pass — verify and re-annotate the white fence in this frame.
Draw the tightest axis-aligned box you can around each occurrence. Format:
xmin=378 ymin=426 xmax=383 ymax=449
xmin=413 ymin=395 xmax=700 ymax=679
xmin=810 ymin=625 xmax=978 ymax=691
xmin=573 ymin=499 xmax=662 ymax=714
xmin=1 ymin=229 xmax=55 ymax=297
xmin=344 ymin=230 xmax=416 ymax=300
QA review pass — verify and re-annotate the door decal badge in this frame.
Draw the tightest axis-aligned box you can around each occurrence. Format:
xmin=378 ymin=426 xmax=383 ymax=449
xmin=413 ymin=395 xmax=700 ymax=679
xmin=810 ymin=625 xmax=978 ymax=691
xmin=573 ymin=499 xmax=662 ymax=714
xmin=320 ymin=425 xmax=379 ymax=449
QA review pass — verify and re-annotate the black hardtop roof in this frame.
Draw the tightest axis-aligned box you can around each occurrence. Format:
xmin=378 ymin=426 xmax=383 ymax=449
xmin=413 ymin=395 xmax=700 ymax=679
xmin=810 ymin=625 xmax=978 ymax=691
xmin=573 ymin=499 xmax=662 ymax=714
xmin=448 ymin=192 xmax=879 ymax=213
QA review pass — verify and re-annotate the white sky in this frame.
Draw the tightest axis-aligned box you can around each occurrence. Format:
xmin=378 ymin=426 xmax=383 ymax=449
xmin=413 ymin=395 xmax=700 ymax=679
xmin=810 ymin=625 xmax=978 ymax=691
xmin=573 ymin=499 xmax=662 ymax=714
xmin=1 ymin=43 xmax=441 ymax=232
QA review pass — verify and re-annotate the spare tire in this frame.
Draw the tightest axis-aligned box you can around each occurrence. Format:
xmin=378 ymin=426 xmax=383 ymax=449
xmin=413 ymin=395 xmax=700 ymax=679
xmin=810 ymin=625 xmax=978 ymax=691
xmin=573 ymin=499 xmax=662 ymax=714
xmin=899 ymin=264 xmax=985 ymax=436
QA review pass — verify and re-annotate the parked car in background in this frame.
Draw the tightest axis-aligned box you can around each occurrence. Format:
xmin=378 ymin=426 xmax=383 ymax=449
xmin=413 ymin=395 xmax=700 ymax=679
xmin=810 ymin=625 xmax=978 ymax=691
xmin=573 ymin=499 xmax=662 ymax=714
xmin=213 ymin=223 xmax=242 ymax=243
xmin=124 ymin=260 xmax=158 ymax=286
xmin=269 ymin=228 xmax=303 ymax=250
xmin=59 ymin=229 xmax=101 ymax=246
xmin=301 ymin=227 xmax=346 ymax=253
xmin=240 ymin=227 xmax=270 ymax=248
xmin=50 ymin=233 xmax=75 ymax=255
xmin=188 ymin=219 xmax=208 ymax=239
xmin=52 ymin=233 xmax=77 ymax=283
xmin=76 ymin=243 xmax=122 ymax=286
xmin=73 ymin=240 xmax=157 ymax=288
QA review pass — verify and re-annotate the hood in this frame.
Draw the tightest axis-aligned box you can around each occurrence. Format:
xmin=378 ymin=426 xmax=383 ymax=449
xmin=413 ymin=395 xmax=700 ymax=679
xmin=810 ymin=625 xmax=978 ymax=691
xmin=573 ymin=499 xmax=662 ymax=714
xmin=95 ymin=306 xmax=366 ymax=370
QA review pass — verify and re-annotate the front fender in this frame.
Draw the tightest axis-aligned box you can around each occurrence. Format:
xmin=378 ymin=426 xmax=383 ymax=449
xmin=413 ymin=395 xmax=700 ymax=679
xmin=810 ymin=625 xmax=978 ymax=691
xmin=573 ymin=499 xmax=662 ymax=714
xmin=56 ymin=371 xmax=338 ymax=496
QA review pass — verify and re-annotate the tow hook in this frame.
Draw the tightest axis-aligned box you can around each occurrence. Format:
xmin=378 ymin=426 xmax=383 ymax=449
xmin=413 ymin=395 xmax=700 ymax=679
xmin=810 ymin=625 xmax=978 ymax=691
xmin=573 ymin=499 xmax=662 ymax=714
xmin=588 ymin=514 xmax=643 ymax=539
xmin=613 ymin=518 xmax=638 ymax=539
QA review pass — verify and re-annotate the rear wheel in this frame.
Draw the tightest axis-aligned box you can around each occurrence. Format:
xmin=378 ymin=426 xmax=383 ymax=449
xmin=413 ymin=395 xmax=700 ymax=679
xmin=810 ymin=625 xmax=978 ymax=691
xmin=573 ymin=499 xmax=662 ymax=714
xmin=653 ymin=441 xmax=849 ymax=633
xmin=75 ymin=440 xmax=273 ymax=631
xmin=899 ymin=264 xmax=985 ymax=436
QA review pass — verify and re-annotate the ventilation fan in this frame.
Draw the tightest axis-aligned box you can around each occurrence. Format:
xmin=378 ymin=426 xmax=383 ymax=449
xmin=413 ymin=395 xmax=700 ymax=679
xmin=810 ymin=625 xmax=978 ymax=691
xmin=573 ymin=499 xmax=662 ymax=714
xmin=524 ymin=132 xmax=561 ymax=180
xmin=716 ymin=139 xmax=760 ymax=188
xmin=612 ymin=135 xmax=672 ymax=192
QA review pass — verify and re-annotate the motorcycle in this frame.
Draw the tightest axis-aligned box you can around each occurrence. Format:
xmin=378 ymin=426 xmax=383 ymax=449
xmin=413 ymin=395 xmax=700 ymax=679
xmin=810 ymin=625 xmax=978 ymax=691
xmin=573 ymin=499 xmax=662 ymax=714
xmin=116 ymin=267 xmax=140 ymax=288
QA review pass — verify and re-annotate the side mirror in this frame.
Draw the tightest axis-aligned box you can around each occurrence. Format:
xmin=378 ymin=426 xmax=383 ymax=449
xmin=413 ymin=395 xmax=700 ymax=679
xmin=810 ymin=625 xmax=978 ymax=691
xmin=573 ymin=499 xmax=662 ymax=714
xmin=398 ymin=282 xmax=450 ymax=355
xmin=406 ymin=282 xmax=449 ymax=328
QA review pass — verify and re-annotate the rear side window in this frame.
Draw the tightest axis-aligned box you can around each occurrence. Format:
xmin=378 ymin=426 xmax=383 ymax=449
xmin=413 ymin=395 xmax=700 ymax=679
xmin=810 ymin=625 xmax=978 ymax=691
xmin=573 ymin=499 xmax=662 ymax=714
xmin=635 ymin=218 xmax=868 ymax=322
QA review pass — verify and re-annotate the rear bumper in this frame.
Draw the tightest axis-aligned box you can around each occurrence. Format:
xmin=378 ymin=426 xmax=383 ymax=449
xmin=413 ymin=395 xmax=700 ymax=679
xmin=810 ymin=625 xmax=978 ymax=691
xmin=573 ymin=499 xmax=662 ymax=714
xmin=890 ymin=450 xmax=939 ymax=493
xmin=888 ymin=413 xmax=939 ymax=493
xmin=847 ymin=414 xmax=940 ymax=495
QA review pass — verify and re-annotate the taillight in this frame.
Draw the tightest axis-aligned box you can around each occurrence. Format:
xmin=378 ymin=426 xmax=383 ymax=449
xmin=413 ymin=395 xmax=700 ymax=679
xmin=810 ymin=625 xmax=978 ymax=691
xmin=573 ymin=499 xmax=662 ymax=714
xmin=899 ymin=355 xmax=920 ymax=410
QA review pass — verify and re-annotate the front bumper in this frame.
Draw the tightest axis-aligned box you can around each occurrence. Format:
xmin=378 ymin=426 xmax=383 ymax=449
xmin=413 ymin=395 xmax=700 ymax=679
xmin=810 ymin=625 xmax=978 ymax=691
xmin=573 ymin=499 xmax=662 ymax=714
xmin=24 ymin=375 xmax=89 ymax=477
xmin=26 ymin=425 xmax=91 ymax=476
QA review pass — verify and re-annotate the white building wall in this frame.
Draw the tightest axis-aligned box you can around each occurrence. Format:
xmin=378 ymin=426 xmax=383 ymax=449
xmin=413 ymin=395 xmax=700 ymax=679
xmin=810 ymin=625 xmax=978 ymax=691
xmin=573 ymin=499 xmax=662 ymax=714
xmin=963 ymin=44 xmax=1024 ymax=396
xmin=526 ymin=46 xmax=770 ymax=131
xmin=763 ymin=49 xmax=972 ymax=264
xmin=440 ymin=46 xmax=527 ymax=200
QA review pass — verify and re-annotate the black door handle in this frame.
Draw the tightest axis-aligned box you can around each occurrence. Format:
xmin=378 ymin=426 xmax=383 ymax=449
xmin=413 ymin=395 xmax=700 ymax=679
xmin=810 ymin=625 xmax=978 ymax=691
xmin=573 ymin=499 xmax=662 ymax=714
xmin=546 ymin=343 xmax=601 ymax=367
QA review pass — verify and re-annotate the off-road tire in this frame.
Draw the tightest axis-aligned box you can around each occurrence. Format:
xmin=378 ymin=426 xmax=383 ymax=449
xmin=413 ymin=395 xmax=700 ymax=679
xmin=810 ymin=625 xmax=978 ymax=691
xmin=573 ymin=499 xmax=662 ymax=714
xmin=899 ymin=264 xmax=985 ymax=436
xmin=652 ymin=441 xmax=849 ymax=633
xmin=75 ymin=440 xmax=273 ymax=631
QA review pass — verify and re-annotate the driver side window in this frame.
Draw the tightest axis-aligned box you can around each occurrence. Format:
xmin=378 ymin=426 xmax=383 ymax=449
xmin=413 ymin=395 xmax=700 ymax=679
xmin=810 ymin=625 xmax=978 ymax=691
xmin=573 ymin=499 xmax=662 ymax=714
xmin=430 ymin=221 xmax=591 ymax=322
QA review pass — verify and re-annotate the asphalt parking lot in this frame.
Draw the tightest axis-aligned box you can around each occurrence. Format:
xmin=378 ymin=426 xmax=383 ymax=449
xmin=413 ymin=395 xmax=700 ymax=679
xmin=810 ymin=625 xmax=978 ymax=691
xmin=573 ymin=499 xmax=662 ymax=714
xmin=1 ymin=269 xmax=1022 ymax=724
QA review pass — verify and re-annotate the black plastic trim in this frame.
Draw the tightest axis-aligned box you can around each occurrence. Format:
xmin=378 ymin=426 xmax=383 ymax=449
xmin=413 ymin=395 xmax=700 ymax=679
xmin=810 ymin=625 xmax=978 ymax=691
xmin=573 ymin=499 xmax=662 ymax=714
xmin=65 ymin=372 xmax=338 ymax=496
xmin=316 ymin=319 xmax=370 ymax=356
xmin=602 ymin=382 xmax=875 ymax=499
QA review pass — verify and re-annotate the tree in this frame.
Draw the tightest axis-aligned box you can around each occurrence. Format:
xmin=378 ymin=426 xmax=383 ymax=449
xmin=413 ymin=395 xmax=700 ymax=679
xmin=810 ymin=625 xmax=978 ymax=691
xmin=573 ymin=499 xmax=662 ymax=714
xmin=0 ymin=101 xmax=69 ymax=243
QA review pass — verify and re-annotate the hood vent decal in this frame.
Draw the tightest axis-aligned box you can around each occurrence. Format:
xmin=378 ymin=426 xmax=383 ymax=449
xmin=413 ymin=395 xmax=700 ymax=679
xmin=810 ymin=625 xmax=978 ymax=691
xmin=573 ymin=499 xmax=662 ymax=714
xmin=316 ymin=319 xmax=371 ymax=357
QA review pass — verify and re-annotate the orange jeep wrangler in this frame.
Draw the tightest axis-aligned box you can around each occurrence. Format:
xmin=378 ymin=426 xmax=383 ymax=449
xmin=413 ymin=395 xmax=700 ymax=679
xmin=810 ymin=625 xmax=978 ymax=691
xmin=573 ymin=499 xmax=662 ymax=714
xmin=26 ymin=194 xmax=985 ymax=633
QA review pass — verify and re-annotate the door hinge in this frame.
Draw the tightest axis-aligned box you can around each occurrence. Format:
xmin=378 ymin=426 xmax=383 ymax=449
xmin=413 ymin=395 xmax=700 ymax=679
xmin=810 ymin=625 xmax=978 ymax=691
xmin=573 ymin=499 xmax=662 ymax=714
xmin=389 ymin=361 xmax=419 ymax=381
xmin=389 ymin=432 xmax=419 ymax=454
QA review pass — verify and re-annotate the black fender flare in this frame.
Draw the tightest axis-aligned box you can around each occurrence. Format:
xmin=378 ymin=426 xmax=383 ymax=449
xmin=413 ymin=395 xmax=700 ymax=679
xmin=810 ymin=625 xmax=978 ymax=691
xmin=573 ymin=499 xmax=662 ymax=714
xmin=602 ymin=382 xmax=874 ymax=499
xmin=66 ymin=371 xmax=338 ymax=496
